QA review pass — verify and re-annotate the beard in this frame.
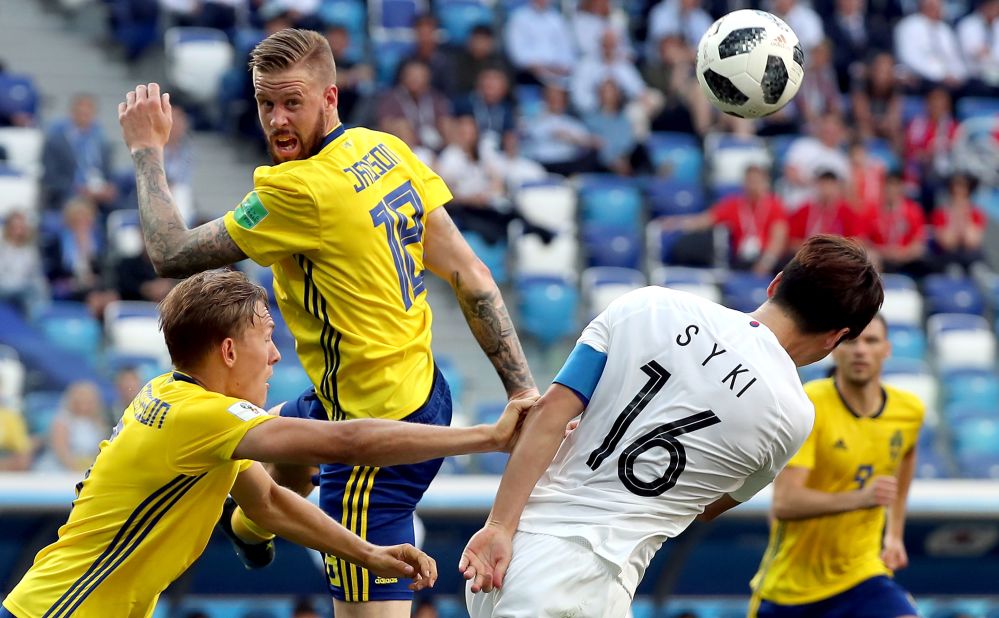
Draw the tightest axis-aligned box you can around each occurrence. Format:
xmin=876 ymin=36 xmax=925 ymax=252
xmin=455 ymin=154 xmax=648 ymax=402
xmin=267 ymin=107 xmax=328 ymax=164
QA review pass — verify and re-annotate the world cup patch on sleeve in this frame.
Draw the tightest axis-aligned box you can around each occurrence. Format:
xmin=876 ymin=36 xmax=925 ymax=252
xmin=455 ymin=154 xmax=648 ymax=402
xmin=228 ymin=401 xmax=266 ymax=421
xmin=234 ymin=192 xmax=269 ymax=229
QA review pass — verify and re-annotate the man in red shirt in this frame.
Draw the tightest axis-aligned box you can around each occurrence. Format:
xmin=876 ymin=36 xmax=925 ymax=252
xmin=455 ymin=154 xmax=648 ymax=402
xmin=788 ymin=170 xmax=868 ymax=250
xmin=931 ymin=173 xmax=987 ymax=274
xmin=662 ymin=165 xmax=788 ymax=273
xmin=868 ymin=171 xmax=930 ymax=277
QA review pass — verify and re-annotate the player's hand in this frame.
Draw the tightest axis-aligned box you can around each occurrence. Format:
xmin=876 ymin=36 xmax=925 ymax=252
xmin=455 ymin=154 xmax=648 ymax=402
xmin=364 ymin=543 xmax=437 ymax=592
xmin=119 ymin=83 xmax=173 ymax=153
xmin=492 ymin=396 xmax=538 ymax=452
xmin=881 ymin=535 xmax=909 ymax=571
xmin=459 ymin=522 xmax=513 ymax=593
xmin=564 ymin=418 xmax=580 ymax=439
xmin=858 ymin=476 xmax=897 ymax=509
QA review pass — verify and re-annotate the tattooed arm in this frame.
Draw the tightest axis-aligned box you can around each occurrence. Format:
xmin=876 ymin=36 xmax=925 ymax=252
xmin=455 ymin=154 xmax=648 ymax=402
xmin=120 ymin=83 xmax=247 ymax=278
xmin=423 ymin=208 xmax=537 ymax=399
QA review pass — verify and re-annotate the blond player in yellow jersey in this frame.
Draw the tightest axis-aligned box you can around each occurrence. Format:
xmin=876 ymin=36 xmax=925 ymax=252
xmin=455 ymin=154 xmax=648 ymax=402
xmin=0 ymin=270 xmax=532 ymax=618
xmin=748 ymin=315 xmax=924 ymax=618
xmin=118 ymin=28 xmax=538 ymax=617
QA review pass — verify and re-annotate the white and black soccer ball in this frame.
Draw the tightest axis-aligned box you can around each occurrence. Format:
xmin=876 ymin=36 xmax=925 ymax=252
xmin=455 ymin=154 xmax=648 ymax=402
xmin=696 ymin=9 xmax=805 ymax=119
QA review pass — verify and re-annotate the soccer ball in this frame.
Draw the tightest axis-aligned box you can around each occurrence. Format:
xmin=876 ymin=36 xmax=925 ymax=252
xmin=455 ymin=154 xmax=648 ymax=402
xmin=696 ymin=10 xmax=805 ymax=119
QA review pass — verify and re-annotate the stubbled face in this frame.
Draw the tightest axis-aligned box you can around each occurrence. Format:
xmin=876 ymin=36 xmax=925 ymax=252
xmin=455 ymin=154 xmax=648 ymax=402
xmin=229 ymin=301 xmax=281 ymax=408
xmin=833 ymin=319 xmax=890 ymax=388
xmin=254 ymin=64 xmax=334 ymax=164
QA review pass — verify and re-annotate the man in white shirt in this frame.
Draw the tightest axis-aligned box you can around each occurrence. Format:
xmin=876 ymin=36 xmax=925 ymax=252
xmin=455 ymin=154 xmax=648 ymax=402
xmin=645 ymin=0 xmax=714 ymax=59
xmin=894 ymin=0 xmax=969 ymax=90
xmin=571 ymin=29 xmax=652 ymax=114
xmin=782 ymin=112 xmax=851 ymax=210
xmin=520 ymin=85 xmax=601 ymax=176
xmin=957 ymin=0 xmax=999 ymax=87
xmin=460 ymin=235 xmax=884 ymax=618
xmin=771 ymin=0 xmax=825 ymax=51
xmin=572 ymin=0 xmax=634 ymax=60
xmin=503 ymin=0 xmax=576 ymax=87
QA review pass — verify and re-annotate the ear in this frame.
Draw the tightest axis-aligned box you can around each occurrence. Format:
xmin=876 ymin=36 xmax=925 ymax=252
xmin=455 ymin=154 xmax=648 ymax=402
xmin=824 ymin=327 xmax=851 ymax=351
xmin=220 ymin=338 xmax=237 ymax=368
xmin=766 ymin=272 xmax=783 ymax=299
xmin=325 ymin=83 xmax=339 ymax=111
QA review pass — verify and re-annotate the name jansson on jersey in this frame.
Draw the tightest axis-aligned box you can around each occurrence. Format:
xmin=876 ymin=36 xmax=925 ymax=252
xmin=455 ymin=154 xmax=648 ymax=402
xmin=675 ymin=324 xmax=757 ymax=398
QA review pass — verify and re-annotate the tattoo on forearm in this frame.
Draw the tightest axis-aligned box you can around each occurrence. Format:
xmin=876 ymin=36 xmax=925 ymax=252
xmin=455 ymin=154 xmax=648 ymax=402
xmin=132 ymin=148 xmax=246 ymax=277
xmin=453 ymin=272 xmax=536 ymax=397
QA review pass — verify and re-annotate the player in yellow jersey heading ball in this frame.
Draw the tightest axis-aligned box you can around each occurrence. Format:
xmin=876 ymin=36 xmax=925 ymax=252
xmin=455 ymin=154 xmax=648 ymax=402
xmin=119 ymin=28 xmax=538 ymax=617
xmin=0 ymin=270 xmax=532 ymax=618
xmin=748 ymin=315 xmax=924 ymax=618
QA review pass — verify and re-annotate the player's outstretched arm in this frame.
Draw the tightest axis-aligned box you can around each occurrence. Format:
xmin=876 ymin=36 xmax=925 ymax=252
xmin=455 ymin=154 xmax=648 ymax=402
xmin=772 ymin=466 xmax=897 ymax=521
xmin=882 ymin=446 xmax=916 ymax=571
xmin=233 ymin=397 xmax=536 ymax=467
xmin=422 ymin=208 xmax=538 ymax=400
xmin=460 ymin=385 xmax=584 ymax=593
xmin=231 ymin=463 xmax=436 ymax=590
xmin=119 ymin=83 xmax=247 ymax=277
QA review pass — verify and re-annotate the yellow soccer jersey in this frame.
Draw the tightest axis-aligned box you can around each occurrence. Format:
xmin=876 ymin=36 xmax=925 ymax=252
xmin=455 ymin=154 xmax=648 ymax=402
xmin=223 ymin=125 xmax=453 ymax=422
xmin=3 ymin=373 xmax=274 ymax=618
xmin=750 ymin=378 xmax=925 ymax=606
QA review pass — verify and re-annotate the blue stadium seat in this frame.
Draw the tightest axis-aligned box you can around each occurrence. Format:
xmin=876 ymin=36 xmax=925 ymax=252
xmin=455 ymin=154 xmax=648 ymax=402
xmin=881 ymin=357 xmax=931 ymax=376
xmin=0 ymin=74 xmax=39 ymax=120
xmin=577 ymin=175 xmax=644 ymax=230
xmin=721 ymin=272 xmax=771 ymax=313
xmin=956 ymin=97 xmax=999 ymax=121
xmin=463 ymin=231 xmax=508 ymax=284
xmin=105 ymin=353 xmax=168 ymax=383
xmin=436 ymin=355 xmax=465 ymax=405
xmin=378 ymin=0 xmax=420 ymax=29
xmin=646 ymin=132 xmax=703 ymax=183
xmin=435 ymin=596 xmax=470 ymax=618
xmin=516 ymin=276 xmax=580 ymax=346
xmin=232 ymin=27 xmax=265 ymax=58
xmin=915 ymin=443 xmax=949 ymax=479
xmin=23 ymin=390 xmax=63 ymax=436
xmin=886 ymin=323 xmax=926 ymax=362
xmin=436 ymin=0 xmax=493 ymax=44
xmin=864 ymin=137 xmax=900 ymax=170
xmin=941 ymin=368 xmax=999 ymax=410
xmin=630 ymin=597 xmax=657 ymax=618
xmin=265 ymin=362 xmax=313 ymax=409
xmin=922 ymin=275 xmax=986 ymax=316
xmin=582 ymin=224 xmax=641 ymax=269
xmin=475 ymin=450 xmax=509 ymax=474
xmin=475 ymin=401 xmax=505 ymax=424
xmin=374 ymin=40 xmax=416 ymax=86
xmin=319 ymin=0 xmax=366 ymax=34
xmin=953 ymin=414 xmax=999 ymax=457
xmin=34 ymin=302 xmax=102 ymax=359
xmin=645 ymin=178 xmax=705 ymax=218
xmin=798 ymin=363 xmax=831 ymax=384
xmin=957 ymin=451 xmax=999 ymax=479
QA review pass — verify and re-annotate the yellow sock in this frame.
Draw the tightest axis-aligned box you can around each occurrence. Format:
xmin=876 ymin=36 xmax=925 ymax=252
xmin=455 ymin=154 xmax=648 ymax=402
xmin=231 ymin=506 xmax=275 ymax=543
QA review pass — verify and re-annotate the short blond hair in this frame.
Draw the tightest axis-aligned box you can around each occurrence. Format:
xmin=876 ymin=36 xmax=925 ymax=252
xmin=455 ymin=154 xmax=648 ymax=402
xmin=249 ymin=28 xmax=336 ymax=86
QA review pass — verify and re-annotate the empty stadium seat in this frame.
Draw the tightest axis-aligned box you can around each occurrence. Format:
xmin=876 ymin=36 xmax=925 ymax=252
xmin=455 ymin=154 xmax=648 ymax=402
xmin=514 ymin=84 xmax=544 ymax=118
xmin=882 ymin=359 xmax=939 ymax=426
xmin=464 ymin=231 xmax=508 ymax=284
xmin=0 ymin=74 xmax=39 ymax=121
xmin=721 ymin=271 xmax=771 ymax=313
xmin=436 ymin=355 xmax=465 ymax=405
xmin=0 ymin=345 xmax=25 ymax=407
xmin=0 ymin=127 xmax=43 ymax=177
xmin=104 ymin=301 xmax=169 ymax=363
xmin=577 ymin=174 xmax=643 ymax=231
xmin=941 ymin=368 xmax=999 ymax=410
xmin=704 ymin=133 xmax=770 ymax=188
xmin=582 ymin=224 xmax=641 ymax=270
xmin=880 ymin=274 xmax=923 ymax=326
xmin=956 ymin=97 xmax=999 ymax=122
xmin=372 ymin=0 xmax=425 ymax=32
xmin=953 ymin=414 xmax=999 ymax=455
xmin=645 ymin=178 xmax=705 ymax=218
xmin=516 ymin=275 xmax=579 ymax=345
xmin=23 ymin=390 xmax=63 ymax=436
xmin=436 ymin=0 xmax=493 ymax=44
xmin=165 ymin=28 xmax=235 ymax=104
xmin=318 ymin=0 xmax=366 ymax=35
xmin=927 ymin=313 xmax=996 ymax=370
xmin=516 ymin=179 xmax=577 ymax=233
xmin=475 ymin=450 xmax=509 ymax=474
xmin=922 ymin=275 xmax=986 ymax=317
xmin=646 ymin=132 xmax=703 ymax=183
xmin=886 ymin=323 xmax=927 ymax=362
xmin=35 ymin=302 xmax=102 ymax=358
xmin=581 ymin=266 xmax=645 ymax=317
xmin=513 ymin=233 xmax=578 ymax=280
xmin=653 ymin=266 xmax=721 ymax=303
xmin=0 ymin=172 xmax=39 ymax=218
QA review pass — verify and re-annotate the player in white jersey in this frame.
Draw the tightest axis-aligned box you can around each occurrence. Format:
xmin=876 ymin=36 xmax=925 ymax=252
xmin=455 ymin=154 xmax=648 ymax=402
xmin=460 ymin=235 xmax=885 ymax=618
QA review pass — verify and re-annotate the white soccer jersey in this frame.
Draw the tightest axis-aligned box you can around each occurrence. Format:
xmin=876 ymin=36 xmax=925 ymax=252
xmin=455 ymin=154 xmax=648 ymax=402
xmin=517 ymin=287 xmax=814 ymax=595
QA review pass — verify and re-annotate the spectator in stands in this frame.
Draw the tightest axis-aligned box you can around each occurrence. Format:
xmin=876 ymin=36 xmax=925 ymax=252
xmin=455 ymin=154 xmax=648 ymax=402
xmin=788 ymin=170 xmax=868 ymax=250
xmin=645 ymin=0 xmax=713 ymax=57
xmin=375 ymin=59 xmax=451 ymax=152
xmin=572 ymin=0 xmax=633 ymax=60
xmin=41 ymin=94 xmax=118 ymax=212
xmin=0 ymin=60 xmax=35 ymax=127
xmin=520 ymin=85 xmax=601 ymax=176
xmin=412 ymin=14 xmax=456 ymax=96
xmin=0 ymin=390 xmax=33 ymax=471
xmin=770 ymin=0 xmax=825 ymax=51
xmin=379 ymin=117 xmax=435 ymax=166
xmin=571 ymin=29 xmax=659 ymax=119
xmin=0 ymin=211 xmax=48 ymax=318
xmin=113 ymin=236 xmax=176 ymax=303
xmin=662 ymin=165 xmax=789 ymax=274
xmin=43 ymin=198 xmax=116 ymax=314
xmin=868 ymin=171 xmax=930 ymax=276
xmin=583 ymin=80 xmax=650 ymax=176
xmin=826 ymin=0 xmax=873 ymax=91
xmin=796 ymin=39 xmax=844 ymax=128
xmin=894 ymin=0 xmax=968 ymax=93
xmin=324 ymin=24 xmax=373 ymax=125
xmin=931 ymin=172 xmax=988 ymax=273
xmin=37 ymin=380 xmax=108 ymax=473
xmin=112 ymin=366 xmax=143 ymax=415
xmin=642 ymin=34 xmax=711 ymax=136
xmin=848 ymin=140 xmax=887 ymax=212
xmin=504 ymin=0 xmax=576 ymax=87
xmin=450 ymin=25 xmax=511 ymax=98
xmin=482 ymin=131 xmax=548 ymax=193
xmin=454 ymin=68 xmax=516 ymax=157
xmin=782 ymin=112 xmax=851 ymax=209
xmin=905 ymin=87 xmax=958 ymax=207
xmin=851 ymin=51 xmax=904 ymax=150
xmin=957 ymin=0 xmax=999 ymax=90
xmin=164 ymin=105 xmax=195 ymax=225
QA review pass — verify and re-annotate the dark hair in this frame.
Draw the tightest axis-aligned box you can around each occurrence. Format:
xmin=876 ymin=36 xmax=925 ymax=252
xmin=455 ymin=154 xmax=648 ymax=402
xmin=949 ymin=172 xmax=979 ymax=194
xmin=470 ymin=24 xmax=494 ymax=37
xmin=816 ymin=169 xmax=840 ymax=181
xmin=772 ymin=235 xmax=883 ymax=341
xmin=250 ymin=28 xmax=336 ymax=85
xmin=158 ymin=270 xmax=269 ymax=371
